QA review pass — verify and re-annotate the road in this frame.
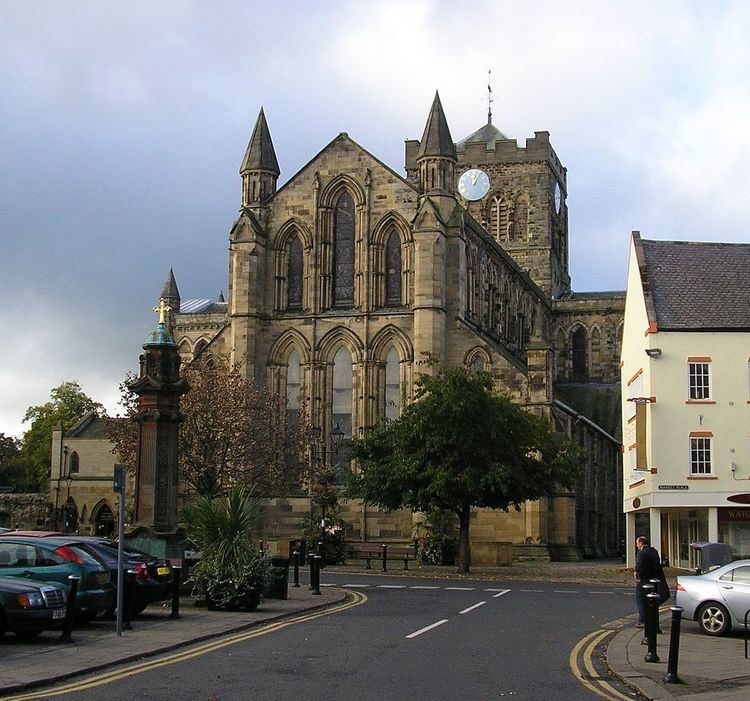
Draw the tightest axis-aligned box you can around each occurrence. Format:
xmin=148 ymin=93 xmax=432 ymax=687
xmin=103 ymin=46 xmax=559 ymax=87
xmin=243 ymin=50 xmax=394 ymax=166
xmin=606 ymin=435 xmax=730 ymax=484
xmin=23 ymin=573 xmax=640 ymax=701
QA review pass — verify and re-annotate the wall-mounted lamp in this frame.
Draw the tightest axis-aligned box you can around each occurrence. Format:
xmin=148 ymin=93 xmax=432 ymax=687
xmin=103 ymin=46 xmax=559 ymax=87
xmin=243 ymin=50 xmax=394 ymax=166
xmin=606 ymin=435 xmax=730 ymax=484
xmin=645 ymin=348 xmax=662 ymax=358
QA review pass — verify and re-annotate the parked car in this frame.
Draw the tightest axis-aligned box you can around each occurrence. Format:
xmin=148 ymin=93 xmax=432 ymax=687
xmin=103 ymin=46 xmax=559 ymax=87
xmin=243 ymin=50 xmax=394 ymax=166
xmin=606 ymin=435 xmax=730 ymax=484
xmin=0 ymin=575 xmax=67 ymax=639
xmin=0 ymin=536 xmax=114 ymax=620
xmin=68 ymin=537 xmax=174 ymax=615
xmin=675 ymin=559 xmax=750 ymax=636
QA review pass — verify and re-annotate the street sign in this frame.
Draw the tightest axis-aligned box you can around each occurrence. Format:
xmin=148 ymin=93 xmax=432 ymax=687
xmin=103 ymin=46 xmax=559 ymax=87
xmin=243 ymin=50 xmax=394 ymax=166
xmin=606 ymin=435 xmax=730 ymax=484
xmin=113 ymin=464 xmax=125 ymax=494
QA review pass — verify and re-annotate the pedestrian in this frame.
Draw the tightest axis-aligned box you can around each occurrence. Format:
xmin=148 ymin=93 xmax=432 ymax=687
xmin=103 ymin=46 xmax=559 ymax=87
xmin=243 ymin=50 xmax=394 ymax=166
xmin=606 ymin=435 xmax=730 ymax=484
xmin=634 ymin=535 xmax=670 ymax=627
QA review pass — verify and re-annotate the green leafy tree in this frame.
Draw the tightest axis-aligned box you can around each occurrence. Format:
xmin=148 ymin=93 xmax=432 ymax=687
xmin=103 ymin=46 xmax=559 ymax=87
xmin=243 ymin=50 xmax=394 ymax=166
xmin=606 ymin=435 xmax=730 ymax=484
xmin=0 ymin=433 xmax=35 ymax=492
xmin=21 ymin=382 xmax=102 ymax=489
xmin=348 ymin=366 xmax=581 ymax=574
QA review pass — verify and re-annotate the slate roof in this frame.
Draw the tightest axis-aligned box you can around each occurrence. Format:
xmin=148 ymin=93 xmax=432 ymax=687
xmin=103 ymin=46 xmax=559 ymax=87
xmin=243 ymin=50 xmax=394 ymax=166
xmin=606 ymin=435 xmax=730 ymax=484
xmin=179 ymin=299 xmax=228 ymax=314
xmin=240 ymin=108 xmax=280 ymax=175
xmin=641 ymin=238 xmax=750 ymax=330
xmin=456 ymin=121 xmax=508 ymax=151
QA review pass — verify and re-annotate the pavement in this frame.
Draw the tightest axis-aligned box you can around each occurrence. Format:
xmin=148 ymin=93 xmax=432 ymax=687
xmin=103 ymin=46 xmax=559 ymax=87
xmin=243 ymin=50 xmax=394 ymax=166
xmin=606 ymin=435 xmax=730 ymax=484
xmin=1 ymin=560 xmax=748 ymax=700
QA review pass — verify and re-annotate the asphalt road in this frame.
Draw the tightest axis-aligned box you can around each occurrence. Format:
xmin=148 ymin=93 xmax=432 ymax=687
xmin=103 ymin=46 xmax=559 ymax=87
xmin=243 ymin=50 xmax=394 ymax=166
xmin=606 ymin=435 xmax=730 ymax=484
xmin=33 ymin=573 xmax=638 ymax=701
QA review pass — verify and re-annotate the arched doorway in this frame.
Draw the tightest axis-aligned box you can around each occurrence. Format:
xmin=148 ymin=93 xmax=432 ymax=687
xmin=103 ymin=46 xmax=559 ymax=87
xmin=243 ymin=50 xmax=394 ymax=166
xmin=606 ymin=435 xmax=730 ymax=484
xmin=62 ymin=498 xmax=78 ymax=534
xmin=94 ymin=504 xmax=115 ymax=537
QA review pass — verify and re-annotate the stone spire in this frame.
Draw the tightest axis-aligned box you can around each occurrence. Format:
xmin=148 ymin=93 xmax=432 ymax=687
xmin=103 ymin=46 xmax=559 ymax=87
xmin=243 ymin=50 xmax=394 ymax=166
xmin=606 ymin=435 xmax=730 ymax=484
xmin=416 ymin=92 xmax=457 ymax=196
xmin=160 ymin=268 xmax=180 ymax=313
xmin=240 ymin=108 xmax=280 ymax=207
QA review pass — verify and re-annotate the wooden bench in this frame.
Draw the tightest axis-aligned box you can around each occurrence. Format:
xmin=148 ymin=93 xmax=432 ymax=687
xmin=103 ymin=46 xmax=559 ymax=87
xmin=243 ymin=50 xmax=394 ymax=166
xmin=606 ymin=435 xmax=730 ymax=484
xmin=347 ymin=543 xmax=417 ymax=571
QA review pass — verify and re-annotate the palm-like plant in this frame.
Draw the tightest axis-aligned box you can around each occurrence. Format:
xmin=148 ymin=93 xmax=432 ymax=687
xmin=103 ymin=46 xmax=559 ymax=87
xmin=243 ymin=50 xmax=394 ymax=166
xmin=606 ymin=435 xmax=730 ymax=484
xmin=185 ymin=486 xmax=272 ymax=610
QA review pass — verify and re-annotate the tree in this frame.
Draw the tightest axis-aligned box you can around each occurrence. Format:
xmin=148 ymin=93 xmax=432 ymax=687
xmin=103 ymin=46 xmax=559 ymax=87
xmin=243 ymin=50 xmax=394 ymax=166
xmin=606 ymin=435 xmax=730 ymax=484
xmin=21 ymin=382 xmax=102 ymax=489
xmin=348 ymin=366 xmax=581 ymax=574
xmin=0 ymin=433 xmax=34 ymax=491
xmin=105 ymin=360 xmax=309 ymax=498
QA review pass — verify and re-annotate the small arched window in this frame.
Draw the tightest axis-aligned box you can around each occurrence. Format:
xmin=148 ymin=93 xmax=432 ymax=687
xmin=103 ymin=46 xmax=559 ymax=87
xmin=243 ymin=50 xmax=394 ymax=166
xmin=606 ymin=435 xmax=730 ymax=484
xmin=472 ymin=354 xmax=485 ymax=371
xmin=333 ymin=193 xmax=355 ymax=306
xmin=288 ymin=236 xmax=303 ymax=309
xmin=385 ymin=230 xmax=402 ymax=306
xmin=572 ymin=327 xmax=588 ymax=380
xmin=69 ymin=451 xmax=80 ymax=474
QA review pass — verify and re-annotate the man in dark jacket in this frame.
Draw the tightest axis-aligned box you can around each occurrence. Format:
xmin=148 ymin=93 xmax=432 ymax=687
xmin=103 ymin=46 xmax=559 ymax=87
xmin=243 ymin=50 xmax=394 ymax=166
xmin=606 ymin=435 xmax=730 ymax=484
xmin=635 ymin=536 xmax=669 ymax=625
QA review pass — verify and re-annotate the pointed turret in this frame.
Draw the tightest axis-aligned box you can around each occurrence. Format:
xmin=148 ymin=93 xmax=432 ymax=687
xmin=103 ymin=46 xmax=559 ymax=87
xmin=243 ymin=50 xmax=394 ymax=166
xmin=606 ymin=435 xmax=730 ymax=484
xmin=160 ymin=268 xmax=181 ymax=313
xmin=240 ymin=108 xmax=280 ymax=207
xmin=416 ymin=92 xmax=457 ymax=197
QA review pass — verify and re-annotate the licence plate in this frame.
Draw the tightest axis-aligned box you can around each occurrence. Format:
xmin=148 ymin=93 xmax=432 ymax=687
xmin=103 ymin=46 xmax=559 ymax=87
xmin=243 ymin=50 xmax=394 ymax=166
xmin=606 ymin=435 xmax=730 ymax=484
xmin=52 ymin=609 xmax=66 ymax=619
xmin=157 ymin=566 xmax=170 ymax=576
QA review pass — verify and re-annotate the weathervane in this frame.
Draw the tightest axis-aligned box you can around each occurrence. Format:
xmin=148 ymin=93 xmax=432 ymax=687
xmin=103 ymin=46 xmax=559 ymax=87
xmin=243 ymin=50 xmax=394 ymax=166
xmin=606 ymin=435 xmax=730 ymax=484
xmin=487 ymin=69 xmax=493 ymax=125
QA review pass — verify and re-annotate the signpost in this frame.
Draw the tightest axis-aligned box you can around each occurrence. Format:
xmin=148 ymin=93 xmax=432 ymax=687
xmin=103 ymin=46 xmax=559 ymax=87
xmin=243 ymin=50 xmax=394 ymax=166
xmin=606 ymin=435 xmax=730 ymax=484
xmin=113 ymin=464 xmax=126 ymax=637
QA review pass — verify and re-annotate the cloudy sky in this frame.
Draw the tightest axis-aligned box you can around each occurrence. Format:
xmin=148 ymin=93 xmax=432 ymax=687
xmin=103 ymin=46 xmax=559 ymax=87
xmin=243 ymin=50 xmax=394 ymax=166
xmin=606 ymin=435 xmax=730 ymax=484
xmin=1 ymin=1 xmax=749 ymax=437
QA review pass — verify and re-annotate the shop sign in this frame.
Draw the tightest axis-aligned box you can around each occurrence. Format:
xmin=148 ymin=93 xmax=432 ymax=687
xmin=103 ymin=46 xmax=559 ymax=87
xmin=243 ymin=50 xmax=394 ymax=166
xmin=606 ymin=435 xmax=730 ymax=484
xmin=658 ymin=485 xmax=689 ymax=490
xmin=632 ymin=497 xmax=641 ymax=509
xmin=719 ymin=508 xmax=750 ymax=522
xmin=727 ymin=493 xmax=750 ymax=505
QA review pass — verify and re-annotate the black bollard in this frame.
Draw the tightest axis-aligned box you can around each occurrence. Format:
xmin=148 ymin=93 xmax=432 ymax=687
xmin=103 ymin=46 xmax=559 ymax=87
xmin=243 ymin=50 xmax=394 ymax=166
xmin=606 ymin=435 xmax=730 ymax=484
xmin=312 ymin=555 xmax=322 ymax=595
xmin=640 ymin=583 xmax=654 ymax=645
xmin=307 ymin=552 xmax=314 ymax=590
xmin=663 ymin=606 xmax=684 ymax=683
xmin=169 ymin=566 xmax=182 ymax=619
xmin=123 ymin=569 xmax=137 ymax=630
xmin=60 ymin=575 xmax=80 ymax=643
xmin=644 ymin=592 xmax=660 ymax=662
xmin=292 ymin=550 xmax=300 ymax=588
xmin=381 ymin=543 xmax=388 ymax=572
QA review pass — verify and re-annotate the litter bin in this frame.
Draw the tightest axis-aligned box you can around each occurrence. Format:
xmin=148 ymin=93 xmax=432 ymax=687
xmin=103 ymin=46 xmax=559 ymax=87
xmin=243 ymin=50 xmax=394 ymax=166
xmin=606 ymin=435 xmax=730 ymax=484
xmin=266 ymin=556 xmax=290 ymax=600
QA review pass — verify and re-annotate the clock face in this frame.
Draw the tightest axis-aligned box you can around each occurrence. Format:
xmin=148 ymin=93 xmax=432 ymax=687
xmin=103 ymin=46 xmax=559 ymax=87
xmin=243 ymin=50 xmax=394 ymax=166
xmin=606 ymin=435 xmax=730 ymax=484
xmin=554 ymin=182 xmax=562 ymax=213
xmin=458 ymin=168 xmax=490 ymax=201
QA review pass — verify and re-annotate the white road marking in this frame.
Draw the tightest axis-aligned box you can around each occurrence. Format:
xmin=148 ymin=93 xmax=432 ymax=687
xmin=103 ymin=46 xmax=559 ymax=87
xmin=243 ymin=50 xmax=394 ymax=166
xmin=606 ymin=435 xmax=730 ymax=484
xmin=459 ymin=601 xmax=487 ymax=614
xmin=411 ymin=585 xmax=439 ymax=590
xmin=484 ymin=588 xmax=508 ymax=592
xmin=519 ymin=589 xmax=543 ymax=593
xmin=445 ymin=586 xmax=474 ymax=591
xmin=492 ymin=589 xmax=511 ymax=598
xmin=553 ymin=590 xmax=577 ymax=594
xmin=378 ymin=585 xmax=406 ymax=589
xmin=588 ymin=591 xmax=614 ymax=595
xmin=405 ymin=619 xmax=449 ymax=639
xmin=342 ymin=583 xmax=370 ymax=588
xmin=320 ymin=583 xmax=334 ymax=587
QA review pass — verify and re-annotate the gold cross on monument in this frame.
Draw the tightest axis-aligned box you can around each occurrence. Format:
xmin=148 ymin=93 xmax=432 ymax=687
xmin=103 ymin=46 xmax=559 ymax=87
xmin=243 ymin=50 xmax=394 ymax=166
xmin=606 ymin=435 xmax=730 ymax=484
xmin=153 ymin=299 xmax=172 ymax=325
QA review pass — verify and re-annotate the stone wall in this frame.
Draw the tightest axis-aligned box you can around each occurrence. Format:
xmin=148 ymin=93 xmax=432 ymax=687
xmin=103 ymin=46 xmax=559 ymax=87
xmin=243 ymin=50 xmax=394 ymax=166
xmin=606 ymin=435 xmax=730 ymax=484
xmin=0 ymin=493 xmax=52 ymax=530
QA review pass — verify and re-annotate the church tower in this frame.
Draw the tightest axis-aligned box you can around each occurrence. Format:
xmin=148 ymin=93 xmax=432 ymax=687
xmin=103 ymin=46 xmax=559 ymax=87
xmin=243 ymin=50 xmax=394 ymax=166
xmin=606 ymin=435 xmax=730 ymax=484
xmin=240 ymin=107 xmax=280 ymax=208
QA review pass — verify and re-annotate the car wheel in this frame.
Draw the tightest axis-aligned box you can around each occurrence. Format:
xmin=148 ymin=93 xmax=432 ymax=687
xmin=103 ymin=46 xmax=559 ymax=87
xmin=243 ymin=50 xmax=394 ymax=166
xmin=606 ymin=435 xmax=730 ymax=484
xmin=697 ymin=602 xmax=731 ymax=636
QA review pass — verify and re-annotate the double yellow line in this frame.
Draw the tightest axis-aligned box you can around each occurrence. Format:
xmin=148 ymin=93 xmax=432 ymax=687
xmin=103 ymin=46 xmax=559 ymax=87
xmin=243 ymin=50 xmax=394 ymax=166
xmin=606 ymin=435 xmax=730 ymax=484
xmin=569 ymin=629 xmax=635 ymax=701
xmin=2 ymin=592 xmax=367 ymax=701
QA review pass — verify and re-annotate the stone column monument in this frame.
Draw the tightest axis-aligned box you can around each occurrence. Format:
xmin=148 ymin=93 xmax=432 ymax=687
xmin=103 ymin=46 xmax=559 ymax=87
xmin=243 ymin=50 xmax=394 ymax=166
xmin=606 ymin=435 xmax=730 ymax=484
xmin=128 ymin=300 xmax=189 ymax=555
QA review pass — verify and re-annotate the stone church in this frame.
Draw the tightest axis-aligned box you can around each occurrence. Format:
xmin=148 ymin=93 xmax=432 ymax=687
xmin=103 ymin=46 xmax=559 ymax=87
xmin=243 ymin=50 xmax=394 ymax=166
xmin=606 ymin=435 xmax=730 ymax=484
xmin=167 ymin=93 xmax=625 ymax=562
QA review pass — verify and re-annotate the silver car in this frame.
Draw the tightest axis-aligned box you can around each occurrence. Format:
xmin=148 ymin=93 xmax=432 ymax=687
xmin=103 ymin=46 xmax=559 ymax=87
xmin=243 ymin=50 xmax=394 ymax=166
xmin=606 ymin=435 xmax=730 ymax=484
xmin=676 ymin=560 xmax=750 ymax=636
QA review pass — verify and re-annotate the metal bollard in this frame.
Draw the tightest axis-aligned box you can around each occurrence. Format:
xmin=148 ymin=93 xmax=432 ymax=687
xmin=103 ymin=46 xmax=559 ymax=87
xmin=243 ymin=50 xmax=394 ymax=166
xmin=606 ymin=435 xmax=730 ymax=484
xmin=169 ymin=566 xmax=182 ymax=619
xmin=381 ymin=543 xmax=388 ymax=572
xmin=258 ymin=539 xmax=264 ymax=553
xmin=644 ymin=592 xmax=661 ymax=663
xmin=60 ymin=575 xmax=80 ymax=643
xmin=312 ymin=555 xmax=322 ymax=595
xmin=640 ymin=583 xmax=654 ymax=645
xmin=123 ymin=569 xmax=137 ymax=630
xmin=663 ymin=606 xmax=684 ymax=683
xmin=307 ymin=552 xmax=314 ymax=590
xmin=292 ymin=550 xmax=300 ymax=588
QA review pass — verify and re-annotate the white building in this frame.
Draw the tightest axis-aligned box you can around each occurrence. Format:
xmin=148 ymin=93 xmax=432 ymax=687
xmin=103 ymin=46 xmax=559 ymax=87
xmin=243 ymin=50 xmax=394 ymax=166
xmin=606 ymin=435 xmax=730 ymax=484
xmin=621 ymin=232 xmax=750 ymax=569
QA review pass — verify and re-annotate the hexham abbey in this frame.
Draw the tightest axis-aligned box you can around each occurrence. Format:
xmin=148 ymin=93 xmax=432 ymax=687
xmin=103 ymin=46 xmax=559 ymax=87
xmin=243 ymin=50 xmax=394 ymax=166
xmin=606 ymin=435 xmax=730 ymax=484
xmin=164 ymin=93 xmax=625 ymax=562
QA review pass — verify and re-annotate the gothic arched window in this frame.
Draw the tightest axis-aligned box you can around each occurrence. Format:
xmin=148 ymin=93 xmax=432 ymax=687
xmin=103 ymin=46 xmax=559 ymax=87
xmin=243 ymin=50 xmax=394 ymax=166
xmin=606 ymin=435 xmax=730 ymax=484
xmin=286 ymin=350 xmax=301 ymax=423
xmin=333 ymin=193 xmax=355 ymax=306
xmin=489 ymin=195 xmax=509 ymax=241
xmin=572 ymin=327 xmax=588 ymax=380
xmin=288 ymin=236 xmax=303 ymax=309
xmin=69 ymin=451 xmax=79 ymax=474
xmin=385 ymin=230 xmax=402 ymax=306
xmin=385 ymin=347 xmax=400 ymax=421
